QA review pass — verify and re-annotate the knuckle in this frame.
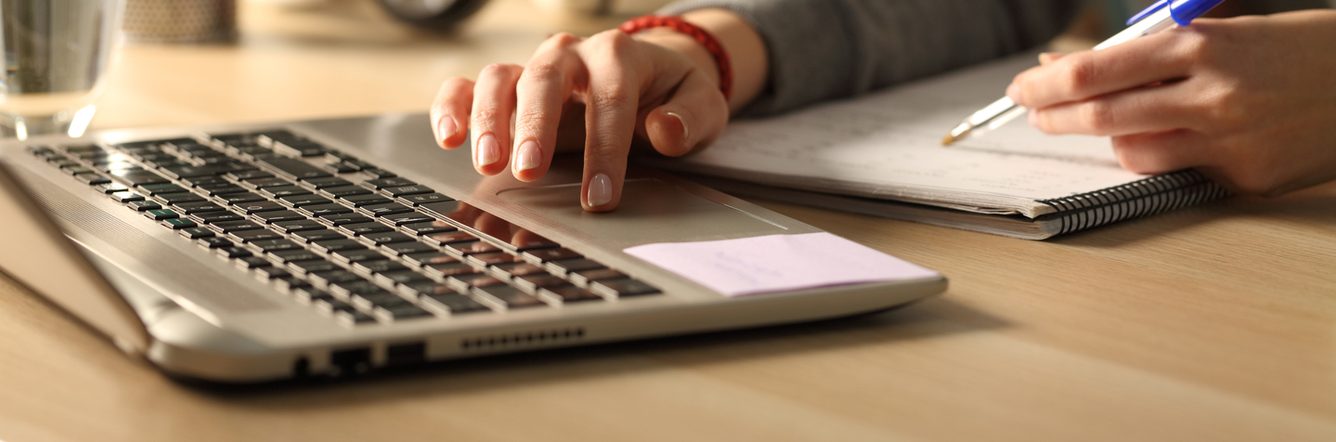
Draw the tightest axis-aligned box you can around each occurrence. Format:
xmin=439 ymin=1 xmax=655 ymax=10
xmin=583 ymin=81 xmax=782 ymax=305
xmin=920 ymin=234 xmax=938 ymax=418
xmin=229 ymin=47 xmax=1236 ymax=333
xmin=522 ymin=62 xmax=566 ymax=84
xmin=470 ymin=106 xmax=503 ymax=125
xmin=544 ymin=32 xmax=582 ymax=49
xmin=479 ymin=63 xmax=516 ymax=79
xmin=589 ymin=85 xmax=633 ymax=110
xmin=1077 ymin=102 xmax=1116 ymax=132
xmin=1061 ymin=55 xmax=1098 ymax=96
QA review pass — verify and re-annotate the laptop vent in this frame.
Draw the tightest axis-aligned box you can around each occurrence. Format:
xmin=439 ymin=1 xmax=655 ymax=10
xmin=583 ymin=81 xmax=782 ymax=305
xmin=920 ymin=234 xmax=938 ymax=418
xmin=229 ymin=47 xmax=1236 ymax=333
xmin=460 ymin=327 xmax=586 ymax=352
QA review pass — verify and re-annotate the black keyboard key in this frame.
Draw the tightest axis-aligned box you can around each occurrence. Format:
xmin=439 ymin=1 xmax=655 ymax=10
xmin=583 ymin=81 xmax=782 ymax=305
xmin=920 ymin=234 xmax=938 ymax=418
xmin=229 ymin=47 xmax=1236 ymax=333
xmin=197 ymin=236 xmax=234 ymax=249
xmin=402 ymin=252 xmax=456 ymax=268
xmin=341 ymin=193 xmax=392 ymax=207
xmin=417 ymin=200 xmax=466 ymax=219
xmin=224 ymin=169 xmax=272 ymax=181
xmin=457 ymin=241 xmax=503 ymax=255
xmin=178 ymin=227 xmax=215 ymax=240
xmin=196 ymin=211 xmax=244 ymax=224
xmin=110 ymin=191 xmax=146 ymax=203
xmin=360 ymin=167 xmax=397 ymax=179
xmin=473 ymin=285 xmax=546 ymax=309
xmin=272 ymin=142 xmax=326 ymax=158
xmin=494 ymin=262 xmax=547 ymax=278
xmin=514 ymin=236 xmax=561 ymax=252
xmin=259 ymin=156 xmax=331 ymax=180
xmin=334 ymin=310 xmax=377 ymax=327
xmin=341 ymin=222 xmax=393 ymax=236
xmin=589 ymin=279 xmax=661 ymax=298
xmin=303 ymin=176 xmax=353 ymax=189
xmin=424 ymin=231 xmax=477 ymax=246
xmin=362 ymin=231 xmax=414 ymax=245
xmin=126 ymin=200 xmax=162 ymax=212
xmin=447 ymin=274 xmax=504 ymax=293
xmin=320 ymin=213 xmax=372 ymax=226
xmin=365 ymin=177 xmax=416 ymax=189
xmin=232 ymin=229 xmax=282 ymax=243
xmin=382 ymin=212 xmax=433 ymax=226
xmin=467 ymin=252 xmax=520 ymax=267
xmin=292 ymin=287 xmax=335 ymax=304
xmin=255 ymin=266 xmax=294 ymax=281
xmin=362 ymin=202 xmax=412 ymax=217
xmin=144 ymin=209 xmax=178 ymax=220
xmin=331 ymin=247 xmax=387 ymax=263
xmin=161 ymin=218 xmax=198 ymax=230
xmin=288 ymin=259 xmax=340 ymax=275
xmin=211 ymin=220 xmax=262 ymax=233
xmin=154 ymin=192 xmax=206 ymax=205
xmin=523 ymin=247 xmax=581 ymax=263
xmin=384 ymin=185 xmax=433 ymax=197
xmin=235 ymin=256 xmax=272 ymax=270
xmin=74 ymin=173 xmax=110 ymax=185
xmin=330 ymin=280 xmax=382 ymax=298
xmin=258 ymin=185 xmax=310 ymax=198
xmin=352 ymin=260 xmax=410 ymax=275
xmin=309 ymin=270 xmax=364 ymax=289
xmin=421 ymin=293 xmax=490 ymax=315
xmin=252 ymin=210 xmax=304 ymax=224
xmin=512 ymin=274 xmax=570 ymax=292
xmin=161 ymin=164 xmax=234 ymax=179
xmin=174 ymin=201 xmax=226 ymax=215
xmin=310 ymin=238 xmax=365 ymax=254
xmin=217 ymin=246 xmax=252 ymax=259
xmin=323 ymin=185 xmax=372 ymax=198
xmin=398 ymin=192 xmax=452 ymax=206
xmin=422 ymin=261 xmax=479 ymax=281
xmin=299 ymin=203 xmax=352 ymax=217
xmin=371 ymin=303 xmax=432 ymax=322
xmin=374 ymin=269 xmax=430 ymax=287
xmin=111 ymin=171 xmax=169 ymax=186
xmin=537 ymin=285 xmax=605 ymax=304
xmin=197 ymin=183 xmax=247 ymax=196
xmin=249 ymin=238 xmax=301 ymax=253
xmin=383 ymin=241 xmax=436 ymax=256
xmin=544 ymin=258 xmax=605 ymax=276
xmin=235 ymin=201 xmax=285 ymax=214
xmin=292 ymin=229 xmax=346 ymax=243
xmin=401 ymin=221 xmax=456 ymax=236
xmin=219 ymin=192 xmax=266 ymax=205
xmin=241 ymin=177 xmax=292 ymax=189
xmin=99 ymin=183 xmax=130 ymax=194
xmin=351 ymin=290 xmax=409 ymax=311
xmin=569 ymin=268 xmax=627 ymax=287
xmin=278 ymin=193 xmax=331 ymax=207
xmin=272 ymin=219 xmax=324 ymax=233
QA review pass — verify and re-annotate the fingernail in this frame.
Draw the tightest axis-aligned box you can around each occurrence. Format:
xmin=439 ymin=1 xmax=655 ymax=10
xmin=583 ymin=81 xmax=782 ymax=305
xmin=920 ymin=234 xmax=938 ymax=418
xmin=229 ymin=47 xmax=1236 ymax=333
xmin=437 ymin=117 xmax=456 ymax=145
xmin=476 ymin=133 xmax=500 ymax=167
xmin=587 ymin=173 xmax=612 ymax=207
xmin=665 ymin=110 xmax=689 ymax=144
xmin=515 ymin=139 xmax=541 ymax=172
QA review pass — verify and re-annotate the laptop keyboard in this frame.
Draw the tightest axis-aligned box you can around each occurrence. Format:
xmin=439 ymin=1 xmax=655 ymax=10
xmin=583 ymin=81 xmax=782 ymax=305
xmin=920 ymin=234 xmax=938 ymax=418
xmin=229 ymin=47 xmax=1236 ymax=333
xmin=25 ymin=130 xmax=659 ymax=327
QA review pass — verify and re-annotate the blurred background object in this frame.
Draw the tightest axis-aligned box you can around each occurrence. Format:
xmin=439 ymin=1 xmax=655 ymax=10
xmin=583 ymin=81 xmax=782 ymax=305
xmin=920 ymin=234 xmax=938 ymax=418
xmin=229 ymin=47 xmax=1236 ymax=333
xmin=530 ymin=0 xmax=671 ymax=16
xmin=124 ymin=0 xmax=236 ymax=43
xmin=0 ymin=0 xmax=125 ymax=139
xmin=376 ymin=0 xmax=489 ymax=30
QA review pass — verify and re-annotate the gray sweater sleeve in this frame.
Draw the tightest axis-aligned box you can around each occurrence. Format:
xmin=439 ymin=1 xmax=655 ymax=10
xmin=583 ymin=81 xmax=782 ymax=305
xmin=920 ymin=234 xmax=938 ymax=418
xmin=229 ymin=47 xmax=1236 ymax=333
xmin=660 ymin=0 xmax=1080 ymax=115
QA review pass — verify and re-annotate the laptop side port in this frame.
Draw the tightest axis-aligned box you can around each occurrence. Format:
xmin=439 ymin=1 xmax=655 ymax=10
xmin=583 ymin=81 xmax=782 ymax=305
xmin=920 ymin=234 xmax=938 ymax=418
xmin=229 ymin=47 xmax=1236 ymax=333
xmin=328 ymin=347 xmax=372 ymax=377
xmin=385 ymin=341 xmax=426 ymax=368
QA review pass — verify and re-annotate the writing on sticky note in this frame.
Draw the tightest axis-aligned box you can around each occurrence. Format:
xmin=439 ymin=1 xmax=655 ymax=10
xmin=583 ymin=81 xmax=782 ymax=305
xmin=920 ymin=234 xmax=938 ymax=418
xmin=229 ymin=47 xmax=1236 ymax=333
xmin=623 ymin=232 xmax=939 ymax=297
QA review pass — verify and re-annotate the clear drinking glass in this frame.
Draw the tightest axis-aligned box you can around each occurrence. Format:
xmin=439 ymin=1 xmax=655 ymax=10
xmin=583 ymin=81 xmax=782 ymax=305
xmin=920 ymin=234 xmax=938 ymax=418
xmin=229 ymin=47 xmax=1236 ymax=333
xmin=0 ymin=0 xmax=124 ymax=140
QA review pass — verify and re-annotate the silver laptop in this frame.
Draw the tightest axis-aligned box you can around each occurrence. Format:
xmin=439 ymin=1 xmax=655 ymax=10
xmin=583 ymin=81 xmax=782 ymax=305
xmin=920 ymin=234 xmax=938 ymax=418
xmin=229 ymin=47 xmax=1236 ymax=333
xmin=0 ymin=113 xmax=946 ymax=383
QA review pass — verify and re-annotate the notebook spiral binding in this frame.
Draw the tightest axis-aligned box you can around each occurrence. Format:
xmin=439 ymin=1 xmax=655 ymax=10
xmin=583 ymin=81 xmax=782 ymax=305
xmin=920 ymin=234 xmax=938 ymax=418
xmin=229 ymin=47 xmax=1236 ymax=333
xmin=1037 ymin=170 xmax=1231 ymax=236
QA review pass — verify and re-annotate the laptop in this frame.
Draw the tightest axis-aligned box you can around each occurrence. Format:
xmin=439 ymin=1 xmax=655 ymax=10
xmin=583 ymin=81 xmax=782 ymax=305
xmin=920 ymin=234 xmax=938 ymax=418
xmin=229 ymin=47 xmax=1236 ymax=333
xmin=0 ymin=113 xmax=947 ymax=383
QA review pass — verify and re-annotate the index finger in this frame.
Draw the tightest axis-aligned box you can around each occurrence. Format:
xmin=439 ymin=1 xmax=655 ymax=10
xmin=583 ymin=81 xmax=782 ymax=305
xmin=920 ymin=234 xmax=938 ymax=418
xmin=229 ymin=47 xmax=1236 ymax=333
xmin=1009 ymin=30 xmax=1196 ymax=109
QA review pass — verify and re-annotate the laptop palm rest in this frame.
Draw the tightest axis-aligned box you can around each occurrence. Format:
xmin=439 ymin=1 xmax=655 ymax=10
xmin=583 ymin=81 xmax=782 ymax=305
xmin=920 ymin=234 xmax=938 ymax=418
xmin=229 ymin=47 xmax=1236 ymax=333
xmin=0 ymin=162 xmax=150 ymax=355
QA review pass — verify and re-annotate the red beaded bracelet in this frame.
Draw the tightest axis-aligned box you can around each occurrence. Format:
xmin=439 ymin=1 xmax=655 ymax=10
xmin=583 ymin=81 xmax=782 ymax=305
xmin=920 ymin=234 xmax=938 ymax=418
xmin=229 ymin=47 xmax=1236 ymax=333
xmin=618 ymin=15 xmax=733 ymax=100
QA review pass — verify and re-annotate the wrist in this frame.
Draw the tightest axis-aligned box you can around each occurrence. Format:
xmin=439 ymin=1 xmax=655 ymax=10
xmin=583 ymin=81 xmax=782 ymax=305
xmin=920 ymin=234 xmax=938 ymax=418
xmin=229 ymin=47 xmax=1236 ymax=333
xmin=633 ymin=29 xmax=722 ymax=92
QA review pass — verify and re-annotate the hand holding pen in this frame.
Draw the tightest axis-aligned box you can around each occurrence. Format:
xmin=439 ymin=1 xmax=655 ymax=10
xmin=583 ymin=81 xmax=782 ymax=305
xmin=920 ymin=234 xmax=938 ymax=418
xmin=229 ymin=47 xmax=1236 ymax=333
xmin=947 ymin=1 xmax=1336 ymax=195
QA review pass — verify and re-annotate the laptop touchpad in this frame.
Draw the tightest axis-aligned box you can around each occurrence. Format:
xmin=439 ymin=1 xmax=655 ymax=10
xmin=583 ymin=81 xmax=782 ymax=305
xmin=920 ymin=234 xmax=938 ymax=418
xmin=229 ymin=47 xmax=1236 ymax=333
xmin=495 ymin=178 xmax=788 ymax=248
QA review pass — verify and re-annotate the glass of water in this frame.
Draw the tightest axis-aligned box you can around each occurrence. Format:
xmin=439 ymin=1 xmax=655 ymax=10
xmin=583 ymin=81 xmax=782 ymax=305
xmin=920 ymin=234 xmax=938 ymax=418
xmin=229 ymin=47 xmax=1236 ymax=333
xmin=0 ymin=0 xmax=124 ymax=140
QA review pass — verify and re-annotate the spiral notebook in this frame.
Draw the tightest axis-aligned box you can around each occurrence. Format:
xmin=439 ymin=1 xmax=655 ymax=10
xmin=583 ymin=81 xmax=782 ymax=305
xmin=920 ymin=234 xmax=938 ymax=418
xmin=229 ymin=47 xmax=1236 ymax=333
xmin=644 ymin=54 xmax=1230 ymax=240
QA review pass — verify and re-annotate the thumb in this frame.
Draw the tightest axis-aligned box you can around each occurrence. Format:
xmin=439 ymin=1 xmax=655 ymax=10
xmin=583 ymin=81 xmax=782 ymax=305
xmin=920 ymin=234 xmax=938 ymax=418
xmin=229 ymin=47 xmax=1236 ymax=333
xmin=1038 ymin=51 xmax=1066 ymax=65
xmin=644 ymin=69 xmax=729 ymax=157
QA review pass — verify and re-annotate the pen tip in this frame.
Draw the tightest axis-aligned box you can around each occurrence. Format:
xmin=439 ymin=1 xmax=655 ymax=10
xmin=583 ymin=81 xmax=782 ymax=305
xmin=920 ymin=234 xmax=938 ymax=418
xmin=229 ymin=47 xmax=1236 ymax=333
xmin=940 ymin=135 xmax=957 ymax=147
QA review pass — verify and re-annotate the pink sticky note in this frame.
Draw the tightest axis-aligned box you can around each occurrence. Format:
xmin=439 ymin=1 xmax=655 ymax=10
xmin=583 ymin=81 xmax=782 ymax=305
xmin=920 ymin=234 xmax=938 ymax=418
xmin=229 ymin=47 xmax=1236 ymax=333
xmin=623 ymin=232 xmax=939 ymax=297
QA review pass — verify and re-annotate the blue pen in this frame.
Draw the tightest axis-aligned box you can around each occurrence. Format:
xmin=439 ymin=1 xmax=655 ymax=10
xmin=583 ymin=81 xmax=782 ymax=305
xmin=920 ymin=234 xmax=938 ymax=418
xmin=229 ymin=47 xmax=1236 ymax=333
xmin=941 ymin=0 xmax=1227 ymax=146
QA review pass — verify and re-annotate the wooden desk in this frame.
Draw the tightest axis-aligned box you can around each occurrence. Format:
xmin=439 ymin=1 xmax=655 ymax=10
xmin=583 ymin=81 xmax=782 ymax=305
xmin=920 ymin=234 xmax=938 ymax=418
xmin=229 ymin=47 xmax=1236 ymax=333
xmin=2 ymin=1 xmax=1334 ymax=440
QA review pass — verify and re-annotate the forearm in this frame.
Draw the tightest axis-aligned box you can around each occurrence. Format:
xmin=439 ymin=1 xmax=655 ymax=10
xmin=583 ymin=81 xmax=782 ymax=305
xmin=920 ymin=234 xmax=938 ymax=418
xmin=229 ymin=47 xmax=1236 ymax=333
xmin=662 ymin=0 xmax=1081 ymax=116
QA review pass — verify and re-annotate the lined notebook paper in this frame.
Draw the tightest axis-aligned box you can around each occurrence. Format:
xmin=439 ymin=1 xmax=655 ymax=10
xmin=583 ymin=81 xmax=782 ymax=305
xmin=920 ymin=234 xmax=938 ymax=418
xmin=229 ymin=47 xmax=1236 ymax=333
xmin=646 ymin=54 xmax=1229 ymax=239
